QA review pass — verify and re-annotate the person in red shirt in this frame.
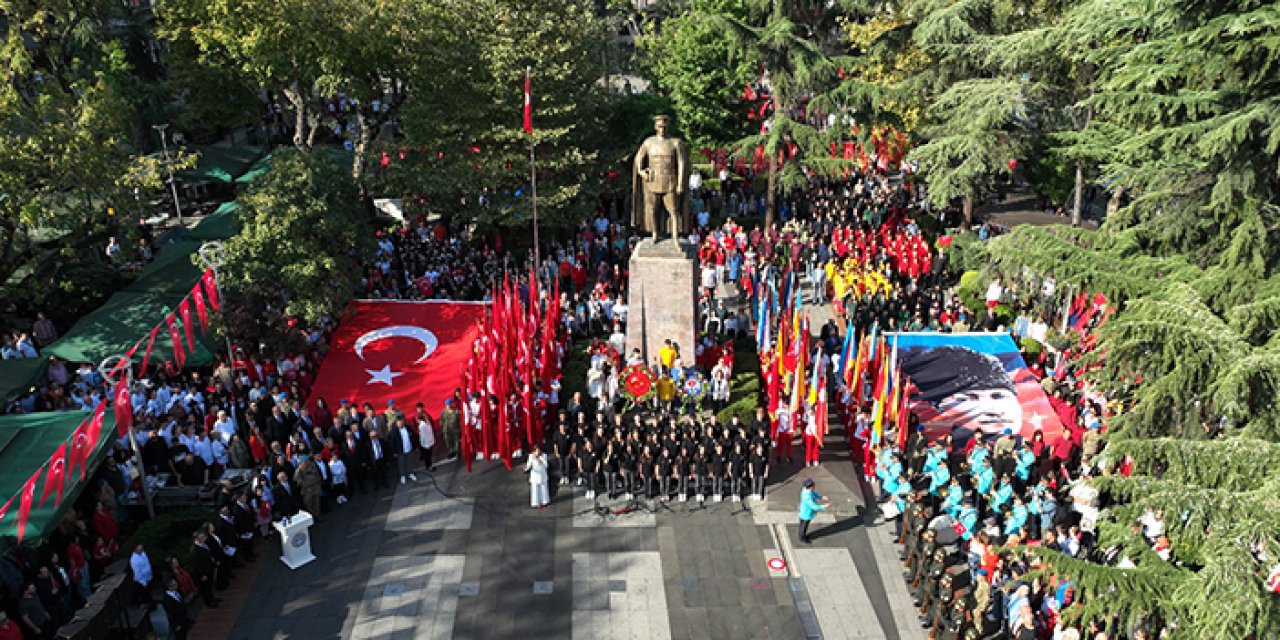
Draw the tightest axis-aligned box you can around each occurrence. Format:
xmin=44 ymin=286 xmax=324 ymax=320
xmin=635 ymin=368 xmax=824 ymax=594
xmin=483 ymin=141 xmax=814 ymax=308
xmin=0 ymin=611 xmax=23 ymax=640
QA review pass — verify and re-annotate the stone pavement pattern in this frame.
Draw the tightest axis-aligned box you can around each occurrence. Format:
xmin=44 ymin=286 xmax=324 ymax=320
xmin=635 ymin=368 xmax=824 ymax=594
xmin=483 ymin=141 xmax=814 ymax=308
xmin=225 ymin=435 xmax=927 ymax=639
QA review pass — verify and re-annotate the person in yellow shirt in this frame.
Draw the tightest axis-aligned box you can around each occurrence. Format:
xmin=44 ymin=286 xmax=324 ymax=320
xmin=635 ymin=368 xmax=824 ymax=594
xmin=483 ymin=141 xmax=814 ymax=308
xmin=656 ymin=373 xmax=676 ymax=414
xmin=658 ymin=339 xmax=678 ymax=372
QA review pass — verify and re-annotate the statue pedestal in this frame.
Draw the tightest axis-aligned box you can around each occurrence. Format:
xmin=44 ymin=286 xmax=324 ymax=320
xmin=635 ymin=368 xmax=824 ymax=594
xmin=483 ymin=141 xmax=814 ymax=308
xmin=625 ymin=239 xmax=697 ymax=366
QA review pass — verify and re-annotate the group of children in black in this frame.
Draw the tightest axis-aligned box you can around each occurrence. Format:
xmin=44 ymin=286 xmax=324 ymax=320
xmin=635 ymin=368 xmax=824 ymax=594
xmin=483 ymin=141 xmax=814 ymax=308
xmin=548 ymin=406 xmax=774 ymax=504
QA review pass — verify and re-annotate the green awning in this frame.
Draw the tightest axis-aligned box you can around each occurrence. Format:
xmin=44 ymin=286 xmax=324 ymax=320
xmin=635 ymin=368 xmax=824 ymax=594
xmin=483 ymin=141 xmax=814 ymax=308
xmin=175 ymin=146 xmax=264 ymax=184
xmin=0 ymin=410 xmax=117 ymax=548
xmin=41 ymin=291 xmax=219 ymax=366
xmin=0 ymin=358 xmax=50 ymax=406
xmin=123 ymin=241 xmax=204 ymax=295
xmin=185 ymin=201 xmax=241 ymax=241
xmin=236 ymin=147 xmax=353 ymax=189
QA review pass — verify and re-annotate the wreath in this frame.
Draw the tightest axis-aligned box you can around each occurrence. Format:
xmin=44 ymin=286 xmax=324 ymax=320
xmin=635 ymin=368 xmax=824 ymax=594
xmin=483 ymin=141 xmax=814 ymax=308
xmin=621 ymin=364 xmax=658 ymax=402
xmin=680 ymin=372 xmax=707 ymax=401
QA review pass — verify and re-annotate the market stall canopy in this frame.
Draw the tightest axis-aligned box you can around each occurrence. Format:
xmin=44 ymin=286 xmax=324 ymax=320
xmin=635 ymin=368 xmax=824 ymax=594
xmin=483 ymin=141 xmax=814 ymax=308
xmin=0 ymin=358 xmax=50 ymax=407
xmin=184 ymin=202 xmax=241 ymax=241
xmin=235 ymin=147 xmax=353 ymax=189
xmin=174 ymin=146 xmax=264 ymax=184
xmin=40 ymin=290 xmax=218 ymax=366
xmin=0 ymin=410 xmax=117 ymax=548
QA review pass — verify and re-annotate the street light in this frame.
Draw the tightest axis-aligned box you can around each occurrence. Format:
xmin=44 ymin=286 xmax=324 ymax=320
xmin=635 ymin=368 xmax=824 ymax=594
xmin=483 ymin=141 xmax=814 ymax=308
xmin=98 ymin=355 xmax=155 ymax=519
xmin=152 ymin=124 xmax=184 ymax=224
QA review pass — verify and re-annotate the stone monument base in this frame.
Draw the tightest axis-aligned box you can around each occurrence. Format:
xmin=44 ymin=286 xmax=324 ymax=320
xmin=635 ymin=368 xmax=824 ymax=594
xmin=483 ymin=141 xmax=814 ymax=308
xmin=625 ymin=238 xmax=697 ymax=367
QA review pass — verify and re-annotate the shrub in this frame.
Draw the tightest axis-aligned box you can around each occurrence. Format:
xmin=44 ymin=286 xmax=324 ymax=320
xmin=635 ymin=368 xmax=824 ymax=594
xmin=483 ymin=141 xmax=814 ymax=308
xmin=956 ymin=270 xmax=986 ymax=312
xmin=121 ymin=507 xmax=214 ymax=567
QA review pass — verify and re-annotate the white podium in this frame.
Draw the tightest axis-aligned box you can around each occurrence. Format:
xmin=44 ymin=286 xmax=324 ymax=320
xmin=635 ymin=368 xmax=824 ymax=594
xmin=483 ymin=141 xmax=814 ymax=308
xmin=274 ymin=510 xmax=316 ymax=570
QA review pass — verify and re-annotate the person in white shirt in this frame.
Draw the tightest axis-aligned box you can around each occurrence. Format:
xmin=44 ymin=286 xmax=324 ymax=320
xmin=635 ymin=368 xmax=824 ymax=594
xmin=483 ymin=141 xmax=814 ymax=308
xmin=775 ymin=406 xmax=794 ymax=463
xmin=525 ymin=446 xmax=550 ymax=508
xmin=328 ymin=452 xmax=349 ymax=503
xmin=212 ymin=410 xmax=237 ymax=444
xmin=613 ymin=297 xmax=628 ymax=325
xmin=192 ymin=432 xmax=214 ymax=467
xmin=608 ymin=326 xmax=626 ymax=358
xmin=130 ymin=544 xmax=153 ymax=604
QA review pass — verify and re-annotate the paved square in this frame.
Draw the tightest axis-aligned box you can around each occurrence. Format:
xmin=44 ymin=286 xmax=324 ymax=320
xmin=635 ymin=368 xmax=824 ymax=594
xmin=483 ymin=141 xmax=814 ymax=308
xmin=350 ymin=555 xmax=465 ymax=640
xmin=226 ymin=436 xmax=924 ymax=640
xmin=572 ymin=552 xmax=670 ymax=640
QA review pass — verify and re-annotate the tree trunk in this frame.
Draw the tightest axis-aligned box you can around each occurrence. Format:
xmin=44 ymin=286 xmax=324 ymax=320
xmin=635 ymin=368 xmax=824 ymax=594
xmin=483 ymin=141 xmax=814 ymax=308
xmin=284 ymin=84 xmax=307 ymax=148
xmin=765 ymin=156 xmax=777 ymax=229
xmin=961 ymin=195 xmax=974 ymax=230
xmin=1072 ymin=163 xmax=1085 ymax=227
xmin=353 ymin=110 xmax=370 ymax=183
xmin=1107 ymin=185 xmax=1126 ymax=218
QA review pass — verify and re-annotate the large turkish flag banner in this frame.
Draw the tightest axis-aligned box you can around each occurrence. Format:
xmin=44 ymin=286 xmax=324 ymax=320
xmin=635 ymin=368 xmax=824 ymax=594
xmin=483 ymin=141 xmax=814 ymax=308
xmin=308 ymin=301 xmax=486 ymax=419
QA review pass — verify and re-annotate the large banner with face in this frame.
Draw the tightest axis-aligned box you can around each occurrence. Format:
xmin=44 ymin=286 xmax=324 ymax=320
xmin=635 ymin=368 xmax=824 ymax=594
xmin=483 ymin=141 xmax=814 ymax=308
xmin=890 ymin=332 xmax=1067 ymax=448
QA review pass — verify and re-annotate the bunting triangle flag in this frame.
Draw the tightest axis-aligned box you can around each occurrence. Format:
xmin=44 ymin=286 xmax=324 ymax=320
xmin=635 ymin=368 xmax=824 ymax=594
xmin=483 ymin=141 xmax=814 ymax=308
xmin=202 ymin=269 xmax=221 ymax=311
xmin=192 ymin=284 xmax=209 ymax=330
xmin=15 ymin=471 xmax=39 ymax=542
xmin=178 ymin=297 xmax=197 ymax=351
xmin=166 ymin=313 xmax=186 ymax=370
xmin=141 ymin=325 xmax=160 ymax=375
xmin=113 ymin=382 xmax=133 ymax=437
xmin=38 ymin=443 xmax=68 ymax=508
xmin=0 ymin=492 xmax=15 ymax=527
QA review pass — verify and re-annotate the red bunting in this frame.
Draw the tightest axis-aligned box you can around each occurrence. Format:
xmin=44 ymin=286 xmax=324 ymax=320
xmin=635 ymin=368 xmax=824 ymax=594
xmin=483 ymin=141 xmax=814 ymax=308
xmin=113 ymin=382 xmax=133 ymax=437
xmin=166 ymin=313 xmax=186 ymax=370
xmin=141 ymin=325 xmax=159 ymax=375
xmin=179 ymin=298 xmax=196 ymax=352
xmin=202 ymin=269 xmax=221 ymax=311
xmin=67 ymin=419 xmax=91 ymax=481
xmin=38 ymin=443 xmax=68 ymax=508
xmin=192 ymin=285 xmax=209 ymax=331
xmin=15 ymin=471 xmax=38 ymax=542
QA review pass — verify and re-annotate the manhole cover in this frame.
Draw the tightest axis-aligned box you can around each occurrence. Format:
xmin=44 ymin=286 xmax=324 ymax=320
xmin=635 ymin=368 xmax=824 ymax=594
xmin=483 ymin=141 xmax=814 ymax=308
xmin=767 ymin=558 xmax=787 ymax=571
xmin=533 ymin=581 xmax=554 ymax=595
xmin=382 ymin=583 xmax=405 ymax=598
xmin=458 ymin=583 xmax=480 ymax=597
xmin=608 ymin=580 xmax=627 ymax=593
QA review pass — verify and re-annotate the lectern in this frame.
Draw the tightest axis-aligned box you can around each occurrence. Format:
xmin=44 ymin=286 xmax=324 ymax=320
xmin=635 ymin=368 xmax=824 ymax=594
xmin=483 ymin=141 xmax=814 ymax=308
xmin=274 ymin=510 xmax=316 ymax=570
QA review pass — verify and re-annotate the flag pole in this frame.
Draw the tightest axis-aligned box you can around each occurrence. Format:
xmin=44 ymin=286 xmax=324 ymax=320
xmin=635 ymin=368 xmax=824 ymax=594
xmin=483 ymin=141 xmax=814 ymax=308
xmin=527 ymin=66 xmax=540 ymax=271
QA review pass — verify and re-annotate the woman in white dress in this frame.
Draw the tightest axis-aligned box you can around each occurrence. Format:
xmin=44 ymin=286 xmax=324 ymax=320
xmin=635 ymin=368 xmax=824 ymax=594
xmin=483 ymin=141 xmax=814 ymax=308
xmin=525 ymin=446 xmax=550 ymax=509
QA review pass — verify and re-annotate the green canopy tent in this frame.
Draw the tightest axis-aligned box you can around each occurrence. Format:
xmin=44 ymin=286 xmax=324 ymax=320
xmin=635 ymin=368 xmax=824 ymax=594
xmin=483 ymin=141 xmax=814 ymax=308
xmin=41 ymin=291 xmax=219 ymax=366
xmin=0 ymin=358 xmax=50 ymax=407
xmin=174 ymin=146 xmax=264 ymax=184
xmin=184 ymin=202 xmax=241 ymax=241
xmin=0 ymin=410 xmax=118 ymax=548
xmin=122 ymin=241 xmax=205 ymax=296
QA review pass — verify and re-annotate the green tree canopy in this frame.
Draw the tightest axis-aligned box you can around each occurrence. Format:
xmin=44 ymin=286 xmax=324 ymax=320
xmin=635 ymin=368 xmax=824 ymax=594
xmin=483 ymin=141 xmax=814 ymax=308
xmin=219 ymin=148 xmax=370 ymax=354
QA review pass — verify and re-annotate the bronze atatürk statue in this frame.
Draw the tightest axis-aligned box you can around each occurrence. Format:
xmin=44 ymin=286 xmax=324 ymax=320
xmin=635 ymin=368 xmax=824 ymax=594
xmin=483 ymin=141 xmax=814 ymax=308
xmin=631 ymin=115 xmax=688 ymax=240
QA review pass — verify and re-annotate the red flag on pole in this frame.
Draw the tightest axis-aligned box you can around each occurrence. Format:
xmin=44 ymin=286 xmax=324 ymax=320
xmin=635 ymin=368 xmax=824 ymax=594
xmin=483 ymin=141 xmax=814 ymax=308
xmin=202 ymin=269 xmax=221 ymax=311
xmin=15 ymin=471 xmax=39 ymax=542
xmin=523 ymin=69 xmax=533 ymax=135
xmin=192 ymin=285 xmax=209 ymax=331
xmin=166 ymin=313 xmax=186 ymax=370
xmin=178 ymin=297 xmax=197 ymax=351
xmin=113 ymin=382 xmax=133 ymax=437
xmin=38 ymin=443 xmax=68 ymax=508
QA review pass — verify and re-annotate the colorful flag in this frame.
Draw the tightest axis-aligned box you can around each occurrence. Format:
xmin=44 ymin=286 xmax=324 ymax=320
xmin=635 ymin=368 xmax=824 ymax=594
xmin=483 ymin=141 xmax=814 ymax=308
xmin=306 ymin=301 xmax=485 ymax=421
xmin=38 ymin=443 xmax=68 ymax=508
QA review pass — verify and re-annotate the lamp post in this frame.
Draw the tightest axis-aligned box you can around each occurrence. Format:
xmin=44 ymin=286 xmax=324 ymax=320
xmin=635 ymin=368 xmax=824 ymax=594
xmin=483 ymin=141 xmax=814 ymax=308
xmin=152 ymin=124 xmax=184 ymax=224
xmin=98 ymin=355 xmax=155 ymax=519
xmin=197 ymin=241 xmax=236 ymax=365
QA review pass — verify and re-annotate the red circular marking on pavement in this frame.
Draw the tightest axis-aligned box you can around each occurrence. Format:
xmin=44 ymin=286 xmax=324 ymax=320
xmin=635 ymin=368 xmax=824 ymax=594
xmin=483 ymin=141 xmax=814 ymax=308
xmin=767 ymin=558 xmax=787 ymax=571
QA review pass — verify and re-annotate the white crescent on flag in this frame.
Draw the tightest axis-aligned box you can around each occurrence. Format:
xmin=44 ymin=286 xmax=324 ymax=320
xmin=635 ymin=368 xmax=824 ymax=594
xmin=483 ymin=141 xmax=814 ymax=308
xmin=353 ymin=325 xmax=438 ymax=364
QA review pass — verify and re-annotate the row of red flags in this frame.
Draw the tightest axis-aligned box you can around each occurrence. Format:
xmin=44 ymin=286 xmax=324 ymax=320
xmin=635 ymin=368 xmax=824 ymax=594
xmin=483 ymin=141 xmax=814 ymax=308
xmin=0 ymin=399 xmax=131 ymax=542
xmin=460 ymin=268 xmax=562 ymax=471
xmin=122 ymin=269 xmax=222 ymax=375
xmin=0 ymin=271 xmax=221 ymax=542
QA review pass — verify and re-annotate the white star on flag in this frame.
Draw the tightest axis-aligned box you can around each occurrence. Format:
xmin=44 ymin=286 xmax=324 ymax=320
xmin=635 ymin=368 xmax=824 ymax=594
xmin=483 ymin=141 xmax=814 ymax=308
xmin=366 ymin=365 xmax=403 ymax=386
xmin=1029 ymin=412 xmax=1045 ymax=429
